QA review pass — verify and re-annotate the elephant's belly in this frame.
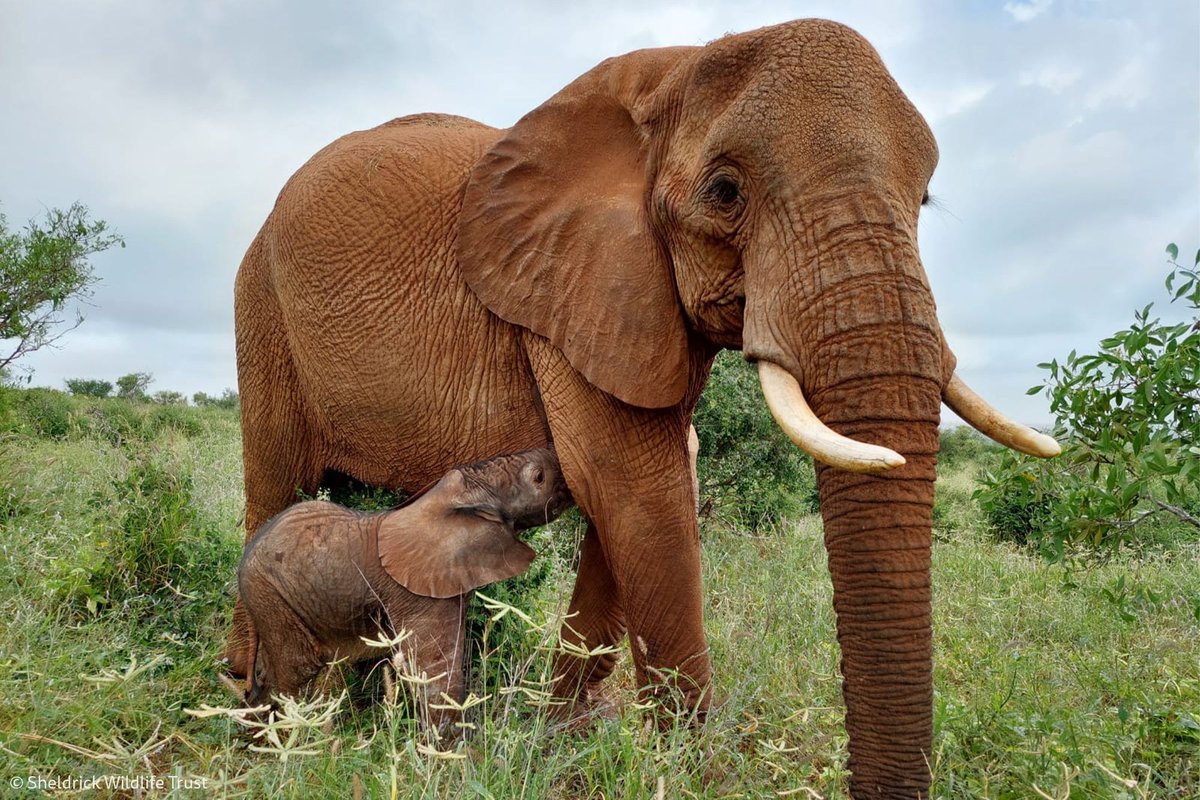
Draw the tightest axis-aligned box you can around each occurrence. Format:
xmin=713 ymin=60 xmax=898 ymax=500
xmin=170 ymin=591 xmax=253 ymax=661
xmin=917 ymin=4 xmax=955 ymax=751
xmin=271 ymin=117 xmax=549 ymax=491
xmin=315 ymin=326 xmax=549 ymax=491
xmin=287 ymin=258 xmax=549 ymax=490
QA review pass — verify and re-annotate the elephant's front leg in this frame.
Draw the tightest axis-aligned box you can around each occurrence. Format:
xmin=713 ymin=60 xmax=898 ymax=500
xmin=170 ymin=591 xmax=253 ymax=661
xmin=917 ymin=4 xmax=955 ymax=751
xmin=528 ymin=338 xmax=711 ymax=717
xmin=390 ymin=598 xmax=468 ymax=736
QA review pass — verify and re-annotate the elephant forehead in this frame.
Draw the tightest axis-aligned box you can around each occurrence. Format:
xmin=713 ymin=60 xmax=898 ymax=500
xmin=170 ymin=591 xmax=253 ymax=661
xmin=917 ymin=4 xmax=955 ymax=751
xmin=677 ymin=20 xmax=937 ymax=184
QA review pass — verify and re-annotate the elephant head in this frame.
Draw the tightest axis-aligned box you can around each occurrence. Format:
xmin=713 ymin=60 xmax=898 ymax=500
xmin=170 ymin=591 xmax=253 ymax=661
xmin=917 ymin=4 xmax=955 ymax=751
xmin=458 ymin=19 xmax=1057 ymax=798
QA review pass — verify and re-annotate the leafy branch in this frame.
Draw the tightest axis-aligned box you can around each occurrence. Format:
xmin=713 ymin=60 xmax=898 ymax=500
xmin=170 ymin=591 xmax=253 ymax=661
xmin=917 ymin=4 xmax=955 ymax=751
xmin=0 ymin=202 xmax=123 ymax=373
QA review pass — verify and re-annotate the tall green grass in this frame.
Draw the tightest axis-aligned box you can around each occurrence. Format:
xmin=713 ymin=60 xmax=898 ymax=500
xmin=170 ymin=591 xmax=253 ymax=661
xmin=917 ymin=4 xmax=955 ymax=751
xmin=0 ymin=393 xmax=1196 ymax=797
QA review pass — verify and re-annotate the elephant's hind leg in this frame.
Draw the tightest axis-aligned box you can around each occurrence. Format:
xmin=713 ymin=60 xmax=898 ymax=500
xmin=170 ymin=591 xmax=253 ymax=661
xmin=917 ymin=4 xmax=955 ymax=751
xmin=551 ymin=522 xmax=627 ymax=720
xmin=225 ymin=233 xmax=325 ymax=676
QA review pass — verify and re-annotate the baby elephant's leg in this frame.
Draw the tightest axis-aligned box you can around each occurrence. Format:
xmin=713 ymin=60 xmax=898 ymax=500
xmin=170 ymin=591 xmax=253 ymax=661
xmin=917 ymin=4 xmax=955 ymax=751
xmin=389 ymin=597 xmax=469 ymax=734
xmin=253 ymin=613 xmax=325 ymax=703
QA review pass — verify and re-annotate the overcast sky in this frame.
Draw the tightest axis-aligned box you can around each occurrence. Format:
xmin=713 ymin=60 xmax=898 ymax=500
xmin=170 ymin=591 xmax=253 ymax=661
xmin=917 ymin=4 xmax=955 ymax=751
xmin=2 ymin=0 xmax=1197 ymax=425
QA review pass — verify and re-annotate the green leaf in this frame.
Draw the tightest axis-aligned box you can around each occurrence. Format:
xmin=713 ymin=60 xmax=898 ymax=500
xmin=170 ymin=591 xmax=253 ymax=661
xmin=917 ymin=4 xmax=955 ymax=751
xmin=1166 ymin=243 xmax=1179 ymax=260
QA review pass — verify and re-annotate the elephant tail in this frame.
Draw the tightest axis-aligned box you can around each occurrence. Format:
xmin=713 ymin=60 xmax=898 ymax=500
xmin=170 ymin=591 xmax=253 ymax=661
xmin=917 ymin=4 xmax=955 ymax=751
xmin=243 ymin=622 xmax=260 ymax=703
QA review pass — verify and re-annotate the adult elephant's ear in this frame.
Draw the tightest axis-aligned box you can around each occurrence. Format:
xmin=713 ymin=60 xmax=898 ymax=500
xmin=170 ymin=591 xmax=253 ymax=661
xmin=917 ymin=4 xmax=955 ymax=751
xmin=458 ymin=47 xmax=694 ymax=409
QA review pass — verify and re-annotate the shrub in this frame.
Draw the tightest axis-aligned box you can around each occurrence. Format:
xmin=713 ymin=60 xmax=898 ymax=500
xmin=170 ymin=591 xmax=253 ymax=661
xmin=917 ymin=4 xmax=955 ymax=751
xmin=693 ymin=351 xmax=818 ymax=528
xmin=0 ymin=203 xmax=123 ymax=376
xmin=83 ymin=397 xmax=146 ymax=444
xmin=49 ymin=449 xmax=224 ymax=612
xmin=938 ymin=426 xmax=1000 ymax=470
xmin=976 ymin=244 xmax=1200 ymax=557
xmin=0 ymin=384 xmax=20 ymax=432
xmin=152 ymin=390 xmax=187 ymax=405
xmin=65 ymin=378 xmax=112 ymax=398
xmin=17 ymin=387 xmax=74 ymax=438
xmin=975 ymin=460 xmax=1061 ymax=548
xmin=325 ymin=479 xmax=407 ymax=511
xmin=193 ymin=389 xmax=239 ymax=410
xmin=145 ymin=403 xmax=204 ymax=438
xmin=115 ymin=371 xmax=153 ymax=401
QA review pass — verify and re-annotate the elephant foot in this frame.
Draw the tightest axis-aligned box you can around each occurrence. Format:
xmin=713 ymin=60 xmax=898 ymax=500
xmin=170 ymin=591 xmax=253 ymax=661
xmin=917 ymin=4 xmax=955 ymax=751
xmin=545 ymin=683 xmax=620 ymax=735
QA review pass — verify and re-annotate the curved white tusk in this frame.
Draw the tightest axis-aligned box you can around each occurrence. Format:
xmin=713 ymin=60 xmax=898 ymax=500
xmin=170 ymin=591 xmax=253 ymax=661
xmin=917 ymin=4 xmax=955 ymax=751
xmin=943 ymin=373 xmax=1062 ymax=458
xmin=757 ymin=361 xmax=906 ymax=473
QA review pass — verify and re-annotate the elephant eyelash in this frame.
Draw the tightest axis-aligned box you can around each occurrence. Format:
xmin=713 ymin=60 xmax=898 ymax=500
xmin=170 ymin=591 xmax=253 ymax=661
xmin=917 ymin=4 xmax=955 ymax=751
xmin=706 ymin=175 xmax=742 ymax=208
xmin=923 ymin=193 xmax=951 ymax=214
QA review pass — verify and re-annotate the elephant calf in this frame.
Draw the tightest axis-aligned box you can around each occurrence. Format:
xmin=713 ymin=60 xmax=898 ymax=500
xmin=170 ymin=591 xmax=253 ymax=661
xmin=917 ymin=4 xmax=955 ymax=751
xmin=238 ymin=448 xmax=572 ymax=725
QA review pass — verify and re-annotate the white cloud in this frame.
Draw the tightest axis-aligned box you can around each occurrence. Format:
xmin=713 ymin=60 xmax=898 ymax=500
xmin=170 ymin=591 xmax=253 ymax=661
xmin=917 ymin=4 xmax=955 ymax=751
xmin=1019 ymin=63 xmax=1083 ymax=93
xmin=1004 ymin=0 xmax=1053 ymax=23
xmin=1085 ymin=57 xmax=1150 ymax=110
xmin=912 ymin=83 xmax=994 ymax=124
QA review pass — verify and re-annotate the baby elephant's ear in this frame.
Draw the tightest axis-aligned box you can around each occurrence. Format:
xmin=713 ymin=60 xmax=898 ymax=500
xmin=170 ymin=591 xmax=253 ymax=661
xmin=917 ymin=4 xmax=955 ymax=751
xmin=377 ymin=507 xmax=537 ymax=599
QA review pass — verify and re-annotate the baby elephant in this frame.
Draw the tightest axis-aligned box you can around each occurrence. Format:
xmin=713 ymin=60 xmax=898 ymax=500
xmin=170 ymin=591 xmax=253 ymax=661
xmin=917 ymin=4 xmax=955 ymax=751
xmin=238 ymin=448 xmax=571 ymax=725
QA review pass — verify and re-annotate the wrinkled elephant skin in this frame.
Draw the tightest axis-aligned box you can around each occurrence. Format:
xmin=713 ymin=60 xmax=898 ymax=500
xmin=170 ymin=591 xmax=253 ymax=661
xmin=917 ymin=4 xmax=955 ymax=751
xmin=231 ymin=19 xmax=1055 ymax=798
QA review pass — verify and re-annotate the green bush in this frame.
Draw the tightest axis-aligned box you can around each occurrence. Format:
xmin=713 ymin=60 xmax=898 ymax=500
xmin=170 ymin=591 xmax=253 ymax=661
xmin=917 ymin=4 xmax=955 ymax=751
xmin=325 ymin=479 xmax=407 ymax=511
xmin=693 ymin=351 xmax=817 ymax=529
xmin=0 ymin=203 xmax=123 ymax=377
xmin=84 ymin=397 xmax=146 ymax=444
xmin=976 ymin=244 xmax=1200 ymax=558
xmin=17 ymin=387 xmax=74 ymax=438
xmin=144 ymin=403 xmax=204 ymax=438
xmin=0 ymin=443 xmax=28 ymax=519
xmin=976 ymin=461 xmax=1061 ymax=548
xmin=0 ymin=384 xmax=19 ymax=432
xmin=48 ymin=449 xmax=228 ymax=613
xmin=64 ymin=378 xmax=112 ymax=398
xmin=938 ymin=426 xmax=1000 ymax=470
xmin=193 ymin=388 xmax=240 ymax=410
xmin=151 ymin=389 xmax=187 ymax=405
xmin=115 ymin=371 xmax=153 ymax=401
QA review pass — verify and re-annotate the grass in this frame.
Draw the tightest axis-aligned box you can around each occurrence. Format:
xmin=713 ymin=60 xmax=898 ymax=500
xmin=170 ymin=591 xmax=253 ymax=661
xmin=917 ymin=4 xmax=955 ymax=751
xmin=0 ymin=397 xmax=1197 ymax=797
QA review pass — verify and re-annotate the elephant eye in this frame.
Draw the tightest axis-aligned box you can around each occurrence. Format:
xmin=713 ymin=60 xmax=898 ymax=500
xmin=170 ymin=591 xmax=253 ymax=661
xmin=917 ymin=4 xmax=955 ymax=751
xmin=534 ymin=469 xmax=544 ymax=484
xmin=707 ymin=175 xmax=741 ymax=208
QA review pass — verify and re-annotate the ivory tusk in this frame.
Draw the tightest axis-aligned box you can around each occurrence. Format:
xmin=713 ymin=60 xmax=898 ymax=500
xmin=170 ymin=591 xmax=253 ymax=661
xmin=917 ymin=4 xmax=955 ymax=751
xmin=943 ymin=373 xmax=1062 ymax=458
xmin=757 ymin=361 xmax=906 ymax=473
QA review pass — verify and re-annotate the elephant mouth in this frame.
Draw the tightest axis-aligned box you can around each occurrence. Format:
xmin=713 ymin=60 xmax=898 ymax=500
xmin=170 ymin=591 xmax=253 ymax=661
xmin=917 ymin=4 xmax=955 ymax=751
xmin=753 ymin=359 xmax=1061 ymax=471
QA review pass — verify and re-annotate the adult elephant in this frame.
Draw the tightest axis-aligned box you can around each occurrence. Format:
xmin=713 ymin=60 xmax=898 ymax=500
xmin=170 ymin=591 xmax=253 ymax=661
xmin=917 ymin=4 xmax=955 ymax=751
xmin=229 ymin=19 xmax=1058 ymax=798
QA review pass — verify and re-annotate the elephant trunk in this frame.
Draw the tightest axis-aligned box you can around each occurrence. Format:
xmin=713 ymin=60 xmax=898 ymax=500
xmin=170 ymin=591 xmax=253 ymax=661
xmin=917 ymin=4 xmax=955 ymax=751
xmin=744 ymin=194 xmax=946 ymax=796
xmin=816 ymin=412 xmax=938 ymax=798
xmin=802 ymin=298 xmax=942 ymax=797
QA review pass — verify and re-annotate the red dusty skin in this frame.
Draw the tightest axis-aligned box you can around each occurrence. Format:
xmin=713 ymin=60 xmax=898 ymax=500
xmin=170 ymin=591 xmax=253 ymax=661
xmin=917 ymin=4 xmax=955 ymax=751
xmin=746 ymin=196 xmax=944 ymax=796
xmin=815 ymin=413 xmax=939 ymax=798
xmin=805 ymin=302 xmax=943 ymax=798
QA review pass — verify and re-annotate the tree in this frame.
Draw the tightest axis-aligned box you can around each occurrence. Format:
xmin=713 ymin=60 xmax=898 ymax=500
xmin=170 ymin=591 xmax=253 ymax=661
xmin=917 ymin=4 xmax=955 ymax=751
xmin=65 ymin=378 xmax=113 ymax=398
xmin=193 ymin=389 xmax=239 ymax=410
xmin=151 ymin=390 xmax=187 ymax=405
xmin=976 ymin=244 xmax=1200 ymax=557
xmin=115 ymin=372 xmax=153 ymax=401
xmin=692 ymin=351 xmax=817 ymax=528
xmin=0 ymin=203 xmax=123 ymax=374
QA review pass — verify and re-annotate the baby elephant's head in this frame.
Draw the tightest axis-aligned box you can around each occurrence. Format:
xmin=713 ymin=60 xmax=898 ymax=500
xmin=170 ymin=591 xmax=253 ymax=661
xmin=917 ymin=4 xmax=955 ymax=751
xmin=378 ymin=448 xmax=574 ymax=599
xmin=456 ymin=448 xmax=572 ymax=530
